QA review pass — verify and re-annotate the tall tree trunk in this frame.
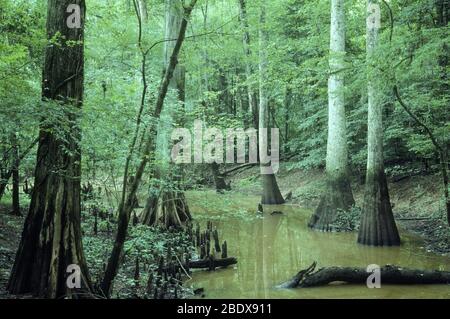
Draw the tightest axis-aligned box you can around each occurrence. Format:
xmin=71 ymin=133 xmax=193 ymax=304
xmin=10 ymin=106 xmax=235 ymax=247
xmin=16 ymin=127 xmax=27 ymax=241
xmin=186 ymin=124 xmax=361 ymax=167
xmin=357 ymin=0 xmax=400 ymax=246
xmin=284 ymin=87 xmax=291 ymax=155
xmin=435 ymin=0 xmax=449 ymax=27
xmin=309 ymin=0 xmax=355 ymax=231
xmin=11 ymin=133 xmax=20 ymax=216
xmin=0 ymin=177 xmax=8 ymax=202
xmin=258 ymin=2 xmax=284 ymax=205
xmin=7 ymin=0 xmax=93 ymax=298
xmin=198 ymin=2 xmax=231 ymax=193
xmin=137 ymin=0 xmax=148 ymax=23
xmin=100 ymin=0 xmax=198 ymax=297
xmin=211 ymin=162 xmax=230 ymax=193
xmin=238 ymin=0 xmax=259 ymax=131
xmin=164 ymin=0 xmax=186 ymax=99
xmin=142 ymin=0 xmax=191 ymax=228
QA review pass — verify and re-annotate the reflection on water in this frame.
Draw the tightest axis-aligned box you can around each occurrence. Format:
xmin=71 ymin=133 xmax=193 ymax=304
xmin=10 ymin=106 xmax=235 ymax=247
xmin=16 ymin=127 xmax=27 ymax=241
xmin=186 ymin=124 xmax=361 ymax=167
xmin=187 ymin=191 xmax=450 ymax=299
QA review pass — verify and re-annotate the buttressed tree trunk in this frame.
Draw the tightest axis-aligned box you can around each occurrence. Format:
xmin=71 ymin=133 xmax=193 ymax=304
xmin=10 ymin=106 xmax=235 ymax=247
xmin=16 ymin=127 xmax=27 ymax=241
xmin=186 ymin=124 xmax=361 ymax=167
xmin=258 ymin=2 xmax=284 ymax=205
xmin=357 ymin=0 xmax=400 ymax=246
xmin=308 ymin=0 xmax=355 ymax=231
xmin=7 ymin=0 xmax=93 ymax=298
xmin=142 ymin=0 xmax=191 ymax=228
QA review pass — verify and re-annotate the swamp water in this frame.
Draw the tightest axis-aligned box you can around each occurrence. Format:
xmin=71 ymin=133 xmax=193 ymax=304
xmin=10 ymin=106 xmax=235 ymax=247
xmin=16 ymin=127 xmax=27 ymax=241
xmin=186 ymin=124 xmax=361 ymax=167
xmin=186 ymin=191 xmax=450 ymax=299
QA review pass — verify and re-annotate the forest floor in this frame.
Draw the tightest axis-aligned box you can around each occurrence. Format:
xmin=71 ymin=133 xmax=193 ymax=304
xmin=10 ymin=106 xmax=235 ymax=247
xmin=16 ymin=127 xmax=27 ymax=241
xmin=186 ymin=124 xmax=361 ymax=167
xmin=228 ymin=164 xmax=450 ymax=257
xmin=0 ymin=201 xmax=195 ymax=299
xmin=0 ymin=204 xmax=24 ymax=298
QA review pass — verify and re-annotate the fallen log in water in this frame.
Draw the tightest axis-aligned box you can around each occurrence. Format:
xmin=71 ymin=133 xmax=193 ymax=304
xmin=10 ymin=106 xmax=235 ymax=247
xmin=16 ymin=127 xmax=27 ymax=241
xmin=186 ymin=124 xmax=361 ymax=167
xmin=162 ymin=257 xmax=237 ymax=274
xmin=278 ymin=262 xmax=450 ymax=288
xmin=189 ymin=257 xmax=237 ymax=270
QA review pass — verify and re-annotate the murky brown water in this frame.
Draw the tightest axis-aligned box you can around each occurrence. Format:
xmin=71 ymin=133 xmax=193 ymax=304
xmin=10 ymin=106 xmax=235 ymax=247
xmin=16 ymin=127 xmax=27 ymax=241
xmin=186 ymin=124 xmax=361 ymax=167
xmin=186 ymin=191 xmax=450 ymax=299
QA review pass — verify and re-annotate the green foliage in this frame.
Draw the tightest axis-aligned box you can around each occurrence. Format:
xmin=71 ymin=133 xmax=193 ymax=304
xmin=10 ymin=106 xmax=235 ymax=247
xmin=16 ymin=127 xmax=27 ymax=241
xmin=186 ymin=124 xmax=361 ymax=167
xmin=0 ymin=0 xmax=45 ymax=179
xmin=2 ymin=0 xmax=446 ymax=187
xmin=332 ymin=205 xmax=362 ymax=232
xmin=82 ymin=207 xmax=195 ymax=298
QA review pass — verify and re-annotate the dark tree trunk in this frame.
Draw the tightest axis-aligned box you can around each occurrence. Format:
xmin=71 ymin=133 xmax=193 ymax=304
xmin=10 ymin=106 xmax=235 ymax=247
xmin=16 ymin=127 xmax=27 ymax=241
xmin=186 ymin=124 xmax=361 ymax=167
xmin=358 ymin=169 xmax=400 ymax=246
xmin=261 ymin=173 xmax=285 ymax=205
xmin=308 ymin=176 xmax=355 ymax=231
xmin=11 ymin=167 xmax=20 ymax=216
xmin=284 ymin=88 xmax=291 ymax=155
xmin=0 ymin=179 xmax=8 ymax=202
xmin=141 ymin=189 xmax=191 ymax=228
xmin=436 ymin=0 xmax=449 ymax=27
xmin=188 ymin=257 xmax=237 ymax=270
xmin=141 ymin=193 xmax=158 ymax=226
xmin=7 ymin=0 xmax=93 ymax=298
xmin=211 ymin=162 xmax=230 ymax=193
xmin=11 ymin=134 xmax=20 ymax=216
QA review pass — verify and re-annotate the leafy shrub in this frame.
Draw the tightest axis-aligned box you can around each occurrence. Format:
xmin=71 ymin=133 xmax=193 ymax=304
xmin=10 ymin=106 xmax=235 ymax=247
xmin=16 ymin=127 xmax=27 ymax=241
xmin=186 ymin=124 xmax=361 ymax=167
xmin=331 ymin=205 xmax=362 ymax=232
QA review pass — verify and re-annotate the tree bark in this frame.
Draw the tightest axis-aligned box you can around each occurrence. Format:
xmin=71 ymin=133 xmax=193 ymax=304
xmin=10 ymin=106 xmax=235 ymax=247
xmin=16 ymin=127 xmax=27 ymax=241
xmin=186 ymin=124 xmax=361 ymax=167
xmin=238 ymin=0 xmax=259 ymax=134
xmin=258 ymin=3 xmax=284 ymax=205
xmin=164 ymin=0 xmax=186 ymax=99
xmin=11 ymin=133 xmax=20 ymax=216
xmin=141 ymin=0 xmax=191 ymax=228
xmin=211 ymin=162 xmax=230 ymax=193
xmin=283 ymin=87 xmax=291 ymax=155
xmin=309 ymin=0 xmax=355 ymax=231
xmin=141 ymin=186 xmax=191 ymax=228
xmin=188 ymin=257 xmax=237 ymax=270
xmin=137 ymin=0 xmax=148 ymax=23
xmin=358 ymin=0 xmax=400 ymax=246
xmin=279 ymin=263 xmax=450 ymax=288
xmin=0 ymin=177 xmax=8 ymax=203
xmin=7 ymin=0 xmax=93 ymax=298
